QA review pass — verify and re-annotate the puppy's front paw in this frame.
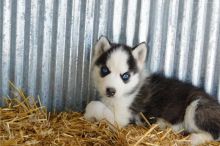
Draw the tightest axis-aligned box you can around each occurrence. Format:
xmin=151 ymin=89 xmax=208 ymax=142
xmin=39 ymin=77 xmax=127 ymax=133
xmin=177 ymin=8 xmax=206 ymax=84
xmin=84 ymin=101 xmax=99 ymax=122
xmin=84 ymin=101 xmax=114 ymax=124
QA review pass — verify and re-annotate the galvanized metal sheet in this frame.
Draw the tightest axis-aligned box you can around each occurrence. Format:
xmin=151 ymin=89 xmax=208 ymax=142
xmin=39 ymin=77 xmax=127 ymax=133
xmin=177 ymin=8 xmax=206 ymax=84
xmin=0 ymin=0 xmax=220 ymax=111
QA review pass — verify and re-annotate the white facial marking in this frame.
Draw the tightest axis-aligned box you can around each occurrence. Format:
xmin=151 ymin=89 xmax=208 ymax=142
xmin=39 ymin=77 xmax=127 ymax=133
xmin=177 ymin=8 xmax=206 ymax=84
xmin=106 ymin=48 xmax=129 ymax=74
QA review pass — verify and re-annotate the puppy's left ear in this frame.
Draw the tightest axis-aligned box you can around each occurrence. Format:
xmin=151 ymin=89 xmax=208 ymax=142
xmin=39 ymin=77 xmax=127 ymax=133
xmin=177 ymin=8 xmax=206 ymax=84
xmin=132 ymin=42 xmax=147 ymax=69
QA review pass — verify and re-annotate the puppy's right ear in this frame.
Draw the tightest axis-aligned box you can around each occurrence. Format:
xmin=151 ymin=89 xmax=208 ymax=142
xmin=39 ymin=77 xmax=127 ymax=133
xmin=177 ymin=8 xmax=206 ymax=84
xmin=94 ymin=36 xmax=111 ymax=57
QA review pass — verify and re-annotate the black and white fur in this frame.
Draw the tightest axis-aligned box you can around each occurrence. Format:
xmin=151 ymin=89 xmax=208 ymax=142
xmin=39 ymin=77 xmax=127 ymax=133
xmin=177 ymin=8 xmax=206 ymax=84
xmin=84 ymin=36 xmax=220 ymax=145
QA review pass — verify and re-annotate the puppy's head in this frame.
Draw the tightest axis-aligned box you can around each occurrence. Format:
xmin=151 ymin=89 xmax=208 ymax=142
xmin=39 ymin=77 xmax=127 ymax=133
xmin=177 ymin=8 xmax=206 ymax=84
xmin=92 ymin=36 xmax=147 ymax=98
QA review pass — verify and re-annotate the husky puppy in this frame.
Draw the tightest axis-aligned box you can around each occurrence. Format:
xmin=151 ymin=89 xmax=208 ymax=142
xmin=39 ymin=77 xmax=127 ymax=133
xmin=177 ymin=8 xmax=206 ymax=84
xmin=84 ymin=36 xmax=220 ymax=145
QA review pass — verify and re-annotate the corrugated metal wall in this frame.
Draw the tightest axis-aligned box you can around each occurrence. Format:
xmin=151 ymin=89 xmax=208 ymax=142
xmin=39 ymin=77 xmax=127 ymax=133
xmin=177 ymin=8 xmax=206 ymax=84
xmin=0 ymin=0 xmax=220 ymax=111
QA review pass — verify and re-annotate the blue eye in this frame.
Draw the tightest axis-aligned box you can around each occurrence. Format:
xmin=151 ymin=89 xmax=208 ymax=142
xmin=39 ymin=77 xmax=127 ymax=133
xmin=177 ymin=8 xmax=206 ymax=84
xmin=100 ymin=66 xmax=110 ymax=77
xmin=121 ymin=72 xmax=130 ymax=82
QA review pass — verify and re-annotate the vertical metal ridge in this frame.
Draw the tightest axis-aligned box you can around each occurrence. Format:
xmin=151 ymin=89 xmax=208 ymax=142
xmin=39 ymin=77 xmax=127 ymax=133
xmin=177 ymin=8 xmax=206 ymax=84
xmin=106 ymin=0 xmax=114 ymax=40
xmin=82 ymin=0 xmax=96 ymax=107
xmin=0 ymin=0 xmax=3 ymax=101
xmin=119 ymin=0 xmax=128 ymax=43
xmin=138 ymin=0 xmax=150 ymax=43
xmin=41 ymin=0 xmax=53 ymax=110
xmin=66 ymin=0 xmax=81 ymax=110
xmin=35 ymin=0 xmax=44 ymax=102
xmin=204 ymin=0 xmax=220 ymax=94
xmin=164 ymin=0 xmax=179 ymax=77
xmin=218 ymin=82 xmax=220 ymax=100
xmin=97 ymin=0 xmax=109 ymax=36
xmin=2 ymin=0 xmax=11 ymax=97
xmin=126 ymin=0 xmax=137 ymax=46
xmin=9 ymin=1 xmax=17 ymax=85
xmin=27 ymin=0 xmax=39 ymax=97
xmin=218 ymin=67 xmax=220 ymax=100
xmin=112 ymin=0 xmax=123 ymax=43
xmin=159 ymin=0 xmax=169 ymax=72
xmin=218 ymin=39 xmax=220 ymax=100
xmin=62 ymin=0 xmax=73 ymax=110
xmin=49 ymin=0 xmax=59 ymax=111
xmin=192 ymin=0 xmax=208 ymax=86
xmin=75 ymin=0 xmax=86 ymax=111
xmin=53 ymin=0 xmax=68 ymax=111
xmin=213 ymin=43 xmax=220 ymax=97
xmin=150 ymin=0 xmax=165 ymax=73
xmin=178 ymin=0 xmax=193 ymax=81
xmin=22 ymin=0 xmax=31 ymax=94
xmin=15 ymin=0 xmax=25 ymax=89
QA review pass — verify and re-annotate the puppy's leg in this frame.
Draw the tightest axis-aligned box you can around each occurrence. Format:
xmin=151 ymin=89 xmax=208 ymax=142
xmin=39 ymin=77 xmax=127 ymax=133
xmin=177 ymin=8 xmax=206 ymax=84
xmin=156 ymin=118 xmax=170 ymax=129
xmin=171 ymin=122 xmax=184 ymax=133
xmin=184 ymin=99 xmax=220 ymax=145
xmin=190 ymin=132 xmax=213 ymax=146
xmin=157 ymin=118 xmax=184 ymax=133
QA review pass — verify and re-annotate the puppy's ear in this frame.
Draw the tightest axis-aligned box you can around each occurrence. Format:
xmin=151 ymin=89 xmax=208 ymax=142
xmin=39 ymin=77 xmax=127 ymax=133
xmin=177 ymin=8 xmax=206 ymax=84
xmin=132 ymin=42 xmax=147 ymax=69
xmin=94 ymin=36 xmax=111 ymax=58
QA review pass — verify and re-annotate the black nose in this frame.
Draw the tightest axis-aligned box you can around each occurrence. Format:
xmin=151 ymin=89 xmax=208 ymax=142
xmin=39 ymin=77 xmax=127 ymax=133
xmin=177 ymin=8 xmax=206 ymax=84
xmin=106 ymin=87 xmax=116 ymax=97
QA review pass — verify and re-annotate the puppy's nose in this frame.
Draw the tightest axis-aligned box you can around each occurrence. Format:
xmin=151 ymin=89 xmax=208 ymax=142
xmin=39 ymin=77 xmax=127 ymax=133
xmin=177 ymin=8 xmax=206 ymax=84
xmin=106 ymin=87 xmax=116 ymax=97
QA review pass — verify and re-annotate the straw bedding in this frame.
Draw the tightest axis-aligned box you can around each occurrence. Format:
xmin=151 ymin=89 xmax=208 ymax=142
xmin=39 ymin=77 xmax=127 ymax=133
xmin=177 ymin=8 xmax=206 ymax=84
xmin=0 ymin=90 xmax=219 ymax=146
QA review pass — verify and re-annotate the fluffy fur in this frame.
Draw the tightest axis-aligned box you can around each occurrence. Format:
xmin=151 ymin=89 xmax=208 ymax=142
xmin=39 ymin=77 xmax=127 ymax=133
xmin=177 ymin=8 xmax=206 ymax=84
xmin=84 ymin=36 xmax=220 ymax=145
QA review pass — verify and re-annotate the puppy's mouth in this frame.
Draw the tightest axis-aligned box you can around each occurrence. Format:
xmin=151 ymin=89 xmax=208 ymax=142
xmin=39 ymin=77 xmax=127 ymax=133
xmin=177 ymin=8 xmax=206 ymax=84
xmin=106 ymin=94 xmax=115 ymax=98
